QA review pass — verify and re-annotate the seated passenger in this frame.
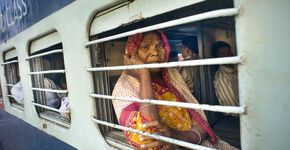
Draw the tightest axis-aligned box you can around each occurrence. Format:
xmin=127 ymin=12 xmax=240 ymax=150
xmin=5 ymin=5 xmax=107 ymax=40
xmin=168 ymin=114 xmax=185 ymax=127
xmin=179 ymin=37 xmax=199 ymax=94
xmin=44 ymin=78 xmax=66 ymax=108
xmin=11 ymin=78 xmax=66 ymax=109
xmin=112 ymin=31 xmax=237 ymax=149
xmin=212 ymin=41 xmax=239 ymax=107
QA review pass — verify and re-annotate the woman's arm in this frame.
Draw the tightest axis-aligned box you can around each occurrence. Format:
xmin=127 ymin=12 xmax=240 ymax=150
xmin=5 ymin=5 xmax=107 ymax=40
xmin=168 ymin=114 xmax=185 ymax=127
xmin=138 ymin=69 xmax=160 ymax=119
xmin=123 ymin=51 xmax=160 ymax=119
xmin=175 ymin=123 xmax=207 ymax=144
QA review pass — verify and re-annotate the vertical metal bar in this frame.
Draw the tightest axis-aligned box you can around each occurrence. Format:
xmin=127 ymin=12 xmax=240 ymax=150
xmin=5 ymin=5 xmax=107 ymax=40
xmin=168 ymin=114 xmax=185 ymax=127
xmin=31 ymin=57 xmax=46 ymax=112
xmin=91 ymin=41 xmax=107 ymax=134
xmin=103 ymin=44 xmax=114 ymax=132
xmin=97 ymin=43 xmax=106 ymax=133
xmin=197 ymin=23 xmax=208 ymax=106
xmin=100 ymin=42 xmax=111 ymax=134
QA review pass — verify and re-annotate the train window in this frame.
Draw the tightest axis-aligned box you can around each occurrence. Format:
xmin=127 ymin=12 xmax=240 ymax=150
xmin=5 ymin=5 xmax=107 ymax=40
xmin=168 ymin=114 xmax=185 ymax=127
xmin=89 ymin=38 xmax=134 ymax=148
xmin=89 ymin=0 xmax=242 ymax=149
xmin=28 ymin=31 xmax=70 ymax=127
xmin=2 ymin=48 xmax=24 ymax=110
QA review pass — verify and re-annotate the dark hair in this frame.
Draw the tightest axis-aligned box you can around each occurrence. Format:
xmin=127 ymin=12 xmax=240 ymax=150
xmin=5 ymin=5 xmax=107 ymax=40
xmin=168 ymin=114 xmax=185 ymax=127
xmin=182 ymin=36 xmax=198 ymax=54
xmin=211 ymin=41 xmax=231 ymax=58
xmin=169 ymin=51 xmax=179 ymax=61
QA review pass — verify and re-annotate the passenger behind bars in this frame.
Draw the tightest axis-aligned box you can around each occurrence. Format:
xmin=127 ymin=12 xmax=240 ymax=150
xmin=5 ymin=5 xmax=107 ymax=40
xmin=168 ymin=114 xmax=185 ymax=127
xmin=179 ymin=36 xmax=199 ymax=95
xmin=212 ymin=41 xmax=239 ymax=108
xmin=112 ymin=31 xmax=238 ymax=149
xmin=11 ymin=61 xmax=66 ymax=108
xmin=11 ymin=78 xmax=66 ymax=109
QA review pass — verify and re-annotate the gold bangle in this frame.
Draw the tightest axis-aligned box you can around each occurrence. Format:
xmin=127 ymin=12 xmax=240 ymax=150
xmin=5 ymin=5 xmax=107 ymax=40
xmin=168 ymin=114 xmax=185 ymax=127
xmin=139 ymin=104 xmax=154 ymax=110
xmin=190 ymin=128 xmax=201 ymax=144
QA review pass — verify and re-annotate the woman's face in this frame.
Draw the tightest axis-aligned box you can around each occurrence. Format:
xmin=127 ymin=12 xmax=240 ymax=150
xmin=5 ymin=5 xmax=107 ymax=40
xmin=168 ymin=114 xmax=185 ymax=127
xmin=137 ymin=32 xmax=166 ymax=73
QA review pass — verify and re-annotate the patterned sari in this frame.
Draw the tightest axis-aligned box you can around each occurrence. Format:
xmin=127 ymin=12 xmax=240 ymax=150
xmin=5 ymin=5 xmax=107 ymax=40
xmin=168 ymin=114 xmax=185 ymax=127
xmin=112 ymin=31 xmax=238 ymax=150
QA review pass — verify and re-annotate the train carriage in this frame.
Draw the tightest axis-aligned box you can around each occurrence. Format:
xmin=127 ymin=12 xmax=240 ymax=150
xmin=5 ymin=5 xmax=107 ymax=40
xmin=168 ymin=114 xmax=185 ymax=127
xmin=0 ymin=0 xmax=289 ymax=149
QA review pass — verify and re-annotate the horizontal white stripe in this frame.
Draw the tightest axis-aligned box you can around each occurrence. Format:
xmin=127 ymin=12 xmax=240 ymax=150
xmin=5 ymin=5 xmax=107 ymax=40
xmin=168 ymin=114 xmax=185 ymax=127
xmin=31 ymin=101 xmax=70 ymax=113
xmin=92 ymin=118 xmax=216 ymax=150
xmin=30 ymin=87 xmax=68 ymax=93
xmin=26 ymin=49 xmax=63 ymax=60
xmin=3 ymin=83 xmax=15 ymax=87
xmin=29 ymin=70 xmax=65 ymax=75
xmin=7 ymin=95 xmax=23 ymax=100
xmin=87 ymin=56 xmax=241 ymax=71
xmin=86 ymin=8 xmax=239 ymax=46
xmin=1 ymin=60 xmax=18 ymax=65
xmin=90 ymin=93 xmax=245 ymax=114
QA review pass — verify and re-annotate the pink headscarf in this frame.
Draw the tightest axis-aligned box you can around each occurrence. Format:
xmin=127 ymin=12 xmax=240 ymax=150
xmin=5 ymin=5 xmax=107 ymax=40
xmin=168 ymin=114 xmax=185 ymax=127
xmin=125 ymin=30 xmax=170 ymax=62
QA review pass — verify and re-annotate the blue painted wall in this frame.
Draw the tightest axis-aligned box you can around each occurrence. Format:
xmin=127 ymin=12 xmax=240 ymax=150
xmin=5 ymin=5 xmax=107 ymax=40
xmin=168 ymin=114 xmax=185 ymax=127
xmin=0 ymin=0 xmax=75 ymax=44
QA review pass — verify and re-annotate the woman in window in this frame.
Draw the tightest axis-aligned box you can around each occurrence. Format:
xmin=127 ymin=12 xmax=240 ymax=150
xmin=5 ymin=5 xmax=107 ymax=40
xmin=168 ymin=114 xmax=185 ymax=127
xmin=112 ymin=31 xmax=237 ymax=149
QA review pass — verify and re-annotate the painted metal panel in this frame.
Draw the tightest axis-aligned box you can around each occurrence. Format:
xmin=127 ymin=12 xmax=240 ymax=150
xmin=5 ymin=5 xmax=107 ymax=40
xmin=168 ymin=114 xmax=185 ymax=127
xmin=30 ymin=31 xmax=61 ymax=54
xmin=90 ymin=0 xmax=205 ymax=36
xmin=235 ymin=0 xmax=290 ymax=149
xmin=4 ymin=48 xmax=17 ymax=60
xmin=88 ymin=8 xmax=239 ymax=46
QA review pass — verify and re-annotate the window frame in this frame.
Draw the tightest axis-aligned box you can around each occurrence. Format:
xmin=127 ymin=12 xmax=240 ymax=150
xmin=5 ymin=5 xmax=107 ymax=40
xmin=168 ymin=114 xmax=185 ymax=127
xmin=88 ymin=1 xmax=243 ymax=149
xmin=2 ymin=48 xmax=24 ymax=111
xmin=27 ymin=31 xmax=70 ymax=128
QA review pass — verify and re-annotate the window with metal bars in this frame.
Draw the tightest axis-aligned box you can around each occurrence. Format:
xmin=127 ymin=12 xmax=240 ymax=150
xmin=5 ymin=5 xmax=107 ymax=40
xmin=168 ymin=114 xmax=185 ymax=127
xmin=2 ymin=48 xmax=24 ymax=110
xmin=88 ymin=0 xmax=243 ymax=149
xmin=28 ymin=32 xmax=70 ymax=127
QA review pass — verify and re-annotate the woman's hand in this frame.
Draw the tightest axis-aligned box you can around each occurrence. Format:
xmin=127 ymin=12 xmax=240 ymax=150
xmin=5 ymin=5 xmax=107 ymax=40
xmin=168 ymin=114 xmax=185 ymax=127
xmin=139 ymin=120 xmax=178 ymax=150
xmin=138 ymin=120 xmax=207 ymax=149
xmin=123 ymin=50 xmax=148 ymax=80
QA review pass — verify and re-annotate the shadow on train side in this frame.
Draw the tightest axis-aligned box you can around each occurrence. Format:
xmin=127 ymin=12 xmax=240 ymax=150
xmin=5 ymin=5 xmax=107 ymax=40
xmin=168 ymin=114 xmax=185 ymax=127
xmin=0 ymin=110 xmax=76 ymax=150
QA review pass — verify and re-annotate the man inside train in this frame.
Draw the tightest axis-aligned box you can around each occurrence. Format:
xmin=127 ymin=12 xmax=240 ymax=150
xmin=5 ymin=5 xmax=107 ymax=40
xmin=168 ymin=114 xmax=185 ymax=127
xmin=179 ymin=36 xmax=199 ymax=97
xmin=212 ymin=41 xmax=239 ymax=108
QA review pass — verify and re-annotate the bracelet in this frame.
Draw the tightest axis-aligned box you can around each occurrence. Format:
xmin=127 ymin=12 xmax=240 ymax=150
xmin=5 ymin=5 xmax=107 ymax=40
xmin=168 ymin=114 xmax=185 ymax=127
xmin=190 ymin=128 xmax=201 ymax=145
xmin=139 ymin=104 xmax=154 ymax=110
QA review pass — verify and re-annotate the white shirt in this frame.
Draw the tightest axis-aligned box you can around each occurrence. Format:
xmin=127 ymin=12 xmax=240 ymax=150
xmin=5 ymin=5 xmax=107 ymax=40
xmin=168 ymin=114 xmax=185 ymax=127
xmin=44 ymin=78 xmax=66 ymax=108
xmin=59 ymin=97 xmax=70 ymax=119
xmin=180 ymin=56 xmax=196 ymax=93
xmin=11 ymin=82 xmax=24 ymax=104
xmin=214 ymin=65 xmax=239 ymax=107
